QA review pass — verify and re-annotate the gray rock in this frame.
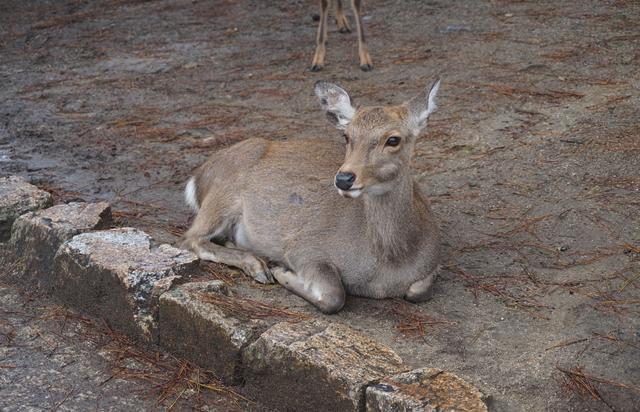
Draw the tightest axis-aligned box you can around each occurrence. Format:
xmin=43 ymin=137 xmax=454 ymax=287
xmin=440 ymin=24 xmax=472 ymax=33
xmin=53 ymin=227 xmax=198 ymax=343
xmin=159 ymin=281 xmax=268 ymax=383
xmin=9 ymin=202 xmax=111 ymax=288
xmin=0 ymin=176 xmax=52 ymax=241
xmin=366 ymin=368 xmax=488 ymax=412
xmin=242 ymin=320 xmax=405 ymax=411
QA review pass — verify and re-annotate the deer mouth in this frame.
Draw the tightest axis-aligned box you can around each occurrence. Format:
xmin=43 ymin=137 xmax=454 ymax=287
xmin=337 ymin=187 xmax=363 ymax=198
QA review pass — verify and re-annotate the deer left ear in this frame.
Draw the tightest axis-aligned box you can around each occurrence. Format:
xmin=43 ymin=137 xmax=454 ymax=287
xmin=314 ymin=81 xmax=356 ymax=130
xmin=404 ymin=78 xmax=441 ymax=134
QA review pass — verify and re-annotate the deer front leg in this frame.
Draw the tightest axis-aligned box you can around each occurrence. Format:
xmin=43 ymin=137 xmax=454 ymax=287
xmin=311 ymin=0 xmax=330 ymax=72
xmin=404 ymin=268 xmax=438 ymax=303
xmin=182 ymin=232 xmax=274 ymax=284
xmin=351 ymin=0 xmax=373 ymax=71
xmin=272 ymin=263 xmax=345 ymax=314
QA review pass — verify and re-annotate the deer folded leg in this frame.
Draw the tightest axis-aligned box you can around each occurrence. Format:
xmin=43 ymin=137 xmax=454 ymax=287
xmin=272 ymin=263 xmax=345 ymax=314
xmin=182 ymin=227 xmax=274 ymax=284
xmin=181 ymin=191 xmax=274 ymax=284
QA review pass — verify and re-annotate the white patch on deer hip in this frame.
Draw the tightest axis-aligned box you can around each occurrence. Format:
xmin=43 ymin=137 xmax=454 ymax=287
xmin=184 ymin=177 xmax=198 ymax=212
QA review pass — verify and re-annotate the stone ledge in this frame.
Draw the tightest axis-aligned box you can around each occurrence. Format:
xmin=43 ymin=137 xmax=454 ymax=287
xmin=242 ymin=320 xmax=406 ymax=411
xmin=53 ymin=227 xmax=198 ymax=343
xmin=10 ymin=202 xmax=111 ymax=288
xmin=366 ymin=367 xmax=488 ymax=412
xmin=159 ymin=280 xmax=269 ymax=383
xmin=0 ymin=176 xmax=52 ymax=242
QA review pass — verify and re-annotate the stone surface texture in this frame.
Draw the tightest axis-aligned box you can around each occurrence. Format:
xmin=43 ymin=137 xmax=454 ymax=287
xmin=10 ymin=202 xmax=111 ymax=287
xmin=0 ymin=176 xmax=52 ymax=241
xmin=159 ymin=280 xmax=267 ymax=383
xmin=53 ymin=227 xmax=198 ymax=343
xmin=243 ymin=320 xmax=405 ymax=411
xmin=366 ymin=368 xmax=488 ymax=412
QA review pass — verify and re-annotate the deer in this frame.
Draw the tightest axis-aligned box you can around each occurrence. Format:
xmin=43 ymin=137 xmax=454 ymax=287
xmin=311 ymin=0 xmax=373 ymax=72
xmin=181 ymin=79 xmax=442 ymax=314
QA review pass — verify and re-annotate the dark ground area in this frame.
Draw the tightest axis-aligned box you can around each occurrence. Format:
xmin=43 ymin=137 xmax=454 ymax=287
xmin=1 ymin=0 xmax=639 ymax=410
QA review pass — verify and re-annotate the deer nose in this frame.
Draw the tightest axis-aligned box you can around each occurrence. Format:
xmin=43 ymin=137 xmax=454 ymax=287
xmin=335 ymin=172 xmax=356 ymax=190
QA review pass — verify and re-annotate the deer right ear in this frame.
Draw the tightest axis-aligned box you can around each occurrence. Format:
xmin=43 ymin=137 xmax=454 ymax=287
xmin=314 ymin=81 xmax=355 ymax=130
xmin=404 ymin=78 xmax=441 ymax=135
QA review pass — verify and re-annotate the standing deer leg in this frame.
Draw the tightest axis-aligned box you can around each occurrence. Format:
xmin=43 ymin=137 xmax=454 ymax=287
xmin=311 ymin=0 xmax=330 ymax=72
xmin=335 ymin=0 xmax=351 ymax=33
xmin=181 ymin=213 xmax=274 ymax=284
xmin=272 ymin=263 xmax=345 ymax=314
xmin=351 ymin=0 xmax=373 ymax=71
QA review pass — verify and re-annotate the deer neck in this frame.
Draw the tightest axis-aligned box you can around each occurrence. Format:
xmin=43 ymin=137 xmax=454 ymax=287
xmin=363 ymin=174 xmax=424 ymax=262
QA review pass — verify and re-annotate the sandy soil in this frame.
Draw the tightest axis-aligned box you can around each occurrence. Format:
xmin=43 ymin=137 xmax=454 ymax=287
xmin=1 ymin=0 xmax=639 ymax=410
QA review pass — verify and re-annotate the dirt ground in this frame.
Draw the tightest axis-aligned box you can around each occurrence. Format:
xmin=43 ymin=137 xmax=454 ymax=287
xmin=1 ymin=0 xmax=639 ymax=410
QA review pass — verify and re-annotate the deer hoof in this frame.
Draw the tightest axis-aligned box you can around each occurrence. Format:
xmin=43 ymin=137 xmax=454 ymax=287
xmin=339 ymin=27 xmax=351 ymax=34
xmin=310 ymin=64 xmax=323 ymax=72
xmin=360 ymin=63 xmax=373 ymax=72
xmin=245 ymin=257 xmax=274 ymax=284
xmin=254 ymin=270 xmax=274 ymax=284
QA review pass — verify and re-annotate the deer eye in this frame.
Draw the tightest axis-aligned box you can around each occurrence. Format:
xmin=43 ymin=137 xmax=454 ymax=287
xmin=385 ymin=136 xmax=401 ymax=147
xmin=342 ymin=133 xmax=349 ymax=144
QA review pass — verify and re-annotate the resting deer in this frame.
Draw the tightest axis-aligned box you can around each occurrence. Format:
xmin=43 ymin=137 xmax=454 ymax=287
xmin=311 ymin=0 xmax=373 ymax=71
xmin=181 ymin=79 xmax=442 ymax=313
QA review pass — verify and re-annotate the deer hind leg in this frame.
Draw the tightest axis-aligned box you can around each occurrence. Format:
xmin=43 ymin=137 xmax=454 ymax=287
xmin=181 ymin=212 xmax=274 ymax=284
xmin=311 ymin=0 xmax=330 ymax=72
xmin=334 ymin=0 xmax=351 ymax=33
xmin=404 ymin=266 xmax=439 ymax=303
xmin=272 ymin=263 xmax=345 ymax=314
xmin=350 ymin=0 xmax=373 ymax=71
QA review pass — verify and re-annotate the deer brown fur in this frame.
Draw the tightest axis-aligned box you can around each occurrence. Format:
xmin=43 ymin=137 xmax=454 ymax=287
xmin=181 ymin=79 xmax=442 ymax=313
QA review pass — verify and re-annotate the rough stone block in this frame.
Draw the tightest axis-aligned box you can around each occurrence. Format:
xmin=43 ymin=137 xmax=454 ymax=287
xmin=0 ymin=176 xmax=52 ymax=241
xmin=10 ymin=202 xmax=111 ymax=287
xmin=159 ymin=281 xmax=267 ymax=383
xmin=366 ymin=368 xmax=488 ymax=412
xmin=53 ymin=227 xmax=198 ymax=343
xmin=242 ymin=320 xmax=405 ymax=411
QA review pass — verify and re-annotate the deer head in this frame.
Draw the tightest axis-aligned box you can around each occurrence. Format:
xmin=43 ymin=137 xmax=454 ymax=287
xmin=315 ymin=79 xmax=441 ymax=198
